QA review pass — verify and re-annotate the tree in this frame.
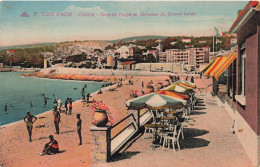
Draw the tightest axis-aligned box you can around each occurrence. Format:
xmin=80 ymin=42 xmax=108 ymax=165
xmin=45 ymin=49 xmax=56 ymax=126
xmin=144 ymin=53 xmax=156 ymax=63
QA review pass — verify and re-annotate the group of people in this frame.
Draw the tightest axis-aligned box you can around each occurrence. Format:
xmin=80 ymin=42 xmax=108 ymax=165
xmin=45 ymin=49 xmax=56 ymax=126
xmin=23 ymin=110 xmax=83 ymax=156
xmin=22 ymin=89 xmax=84 ymax=156
xmin=185 ymin=76 xmax=194 ymax=83
xmin=81 ymin=84 xmax=91 ymax=103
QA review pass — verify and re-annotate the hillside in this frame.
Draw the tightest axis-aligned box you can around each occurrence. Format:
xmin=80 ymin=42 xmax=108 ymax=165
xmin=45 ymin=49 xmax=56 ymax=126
xmin=0 ymin=42 xmax=57 ymax=51
xmin=108 ymin=35 xmax=168 ymax=43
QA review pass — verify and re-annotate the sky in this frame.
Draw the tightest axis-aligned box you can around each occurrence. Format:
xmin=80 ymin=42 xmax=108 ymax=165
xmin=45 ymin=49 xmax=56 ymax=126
xmin=0 ymin=1 xmax=248 ymax=47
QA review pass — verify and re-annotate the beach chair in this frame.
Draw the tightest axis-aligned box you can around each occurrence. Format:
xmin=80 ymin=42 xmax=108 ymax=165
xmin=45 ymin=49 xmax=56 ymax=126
xmin=162 ymin=124 xmax=181 ymax=151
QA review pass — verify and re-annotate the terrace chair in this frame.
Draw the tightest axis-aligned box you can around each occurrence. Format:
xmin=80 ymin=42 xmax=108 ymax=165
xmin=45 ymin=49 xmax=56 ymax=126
xmin=159 ymin=120 xmax=176 ymax=144
xmin=178 ymin=117 xmax=186 ymax=139
xmin=143 ymin=112 xmax=156 ymax=139
xmin=162 ymin=124 xmax=181 ymax=151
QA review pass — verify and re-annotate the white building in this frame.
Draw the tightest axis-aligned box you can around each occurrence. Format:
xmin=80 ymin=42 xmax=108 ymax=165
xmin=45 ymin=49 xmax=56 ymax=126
xmin=182 ymin=39 xmax=191 ymax=43
xmin=116 ymin=46 xmax=133 ymax=59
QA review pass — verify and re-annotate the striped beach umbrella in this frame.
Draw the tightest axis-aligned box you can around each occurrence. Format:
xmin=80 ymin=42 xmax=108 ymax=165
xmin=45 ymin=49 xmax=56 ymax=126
xmin=172 ymin=80 xmax=196 ymax=88
xmin=126 ymin=93 xmax=186 ymax=110
xmin=155 ymin=90 xmax=189 ymax=100
xmin=163 ymin=84 xmax=193 ymax=94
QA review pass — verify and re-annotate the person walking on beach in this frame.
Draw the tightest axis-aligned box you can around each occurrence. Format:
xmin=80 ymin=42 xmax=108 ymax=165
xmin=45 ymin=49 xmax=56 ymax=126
xmin=142 ymin=81 xmax=144 ymax=89
xmin=185 ymin=76 xmax=188 ymax=81
xmin=4 ymin=105 xmax=8 ymax=112
xmin=86 ymin=93 xmax=90 ymax=103
xmin=65 ymin=98 xmax=69 ymax=115
xmin=191 ymin=76 xmax=194 ymax=83
xmin=57 ymin=99 xmax=62 ymax=113
xmin=84 ymin=84 xmax=87 ymax=89
xmin=77 ymin=114 xmax=82 ymax=145
xmin=81 ymin=88 xmax=85 ymax=100
xmin=69 ymin=101 xmax=73 ymax=115
xmin=40 ymin=135 xmax=59 ymax=156
xmin=53 ymin=107 xmax=61 ymax=134
xmin=24 ymin=111 xmax=37 ymax=142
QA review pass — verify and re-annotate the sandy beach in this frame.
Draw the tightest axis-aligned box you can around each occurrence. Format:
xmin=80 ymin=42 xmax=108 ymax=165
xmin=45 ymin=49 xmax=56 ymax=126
xmin=0 ymin=75 xmax=252 ymax=167
xmin=0 ymin=75 xmax=174 ymax=167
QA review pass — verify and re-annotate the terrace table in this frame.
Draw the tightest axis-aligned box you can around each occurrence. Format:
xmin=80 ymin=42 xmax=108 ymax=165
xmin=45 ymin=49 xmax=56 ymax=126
xmin=165 ymin=111 xmax=178 ymax=115
xmin=160 ymin=117 xmax=175 ymax=120
xmin=144 ymin=124 xmax=168 ymax=147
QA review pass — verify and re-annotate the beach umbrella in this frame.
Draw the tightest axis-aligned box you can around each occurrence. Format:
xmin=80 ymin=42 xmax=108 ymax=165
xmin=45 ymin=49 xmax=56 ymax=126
xmin=163 ymin=84 xmax=193 ymax=94
xmin=126 ymin=93 xmax=186 ymax=110
xmin=173 ymin=80 xmax=196 ymax=88
xmin=155 ymin=90 xmax=189 ymax=100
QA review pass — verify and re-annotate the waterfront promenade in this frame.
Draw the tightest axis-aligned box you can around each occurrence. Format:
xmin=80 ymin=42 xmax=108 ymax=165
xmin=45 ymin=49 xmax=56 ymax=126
xmin=0 ymin=75 xmax=253 ymax=167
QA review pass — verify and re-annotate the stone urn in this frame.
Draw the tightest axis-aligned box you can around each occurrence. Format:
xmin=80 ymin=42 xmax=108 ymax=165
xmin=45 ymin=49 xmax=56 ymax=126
xmin=93 ymin=109 xmax=108 ymax=127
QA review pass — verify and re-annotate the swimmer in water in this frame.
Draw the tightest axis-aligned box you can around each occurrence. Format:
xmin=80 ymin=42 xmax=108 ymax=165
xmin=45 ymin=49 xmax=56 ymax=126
xmin=30 ymin=99 xmax=33 ymax=107
xmin=44 ymin=96 xmax=48 ymax=105
xmin=4 ymin=105 xmax=8 ymax=112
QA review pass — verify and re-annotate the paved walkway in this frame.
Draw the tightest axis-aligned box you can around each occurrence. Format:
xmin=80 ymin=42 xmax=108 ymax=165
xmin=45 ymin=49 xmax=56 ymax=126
xmin=94 ymin=98 xmax=253 ymax=167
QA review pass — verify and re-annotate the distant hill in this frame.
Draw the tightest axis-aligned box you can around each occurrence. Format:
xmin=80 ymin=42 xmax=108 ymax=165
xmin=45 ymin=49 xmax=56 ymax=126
xmin=108 ymin=35 xmax=168 ymax=43
xmin=0 ymin=42 xmax=57 ymax=51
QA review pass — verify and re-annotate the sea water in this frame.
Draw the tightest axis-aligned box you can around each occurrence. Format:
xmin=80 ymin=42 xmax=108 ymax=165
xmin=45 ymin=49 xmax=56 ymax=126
xmin=0 ymin=72 xmax=105 ymax=126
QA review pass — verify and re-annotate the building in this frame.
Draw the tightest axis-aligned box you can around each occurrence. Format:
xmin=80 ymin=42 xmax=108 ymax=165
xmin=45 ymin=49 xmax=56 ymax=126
xmin=216 ymin=39 xmax=222 ymax=44
xmin=164 ymin=47 xmax=210 ymax=65
xmin=185 ymin=45 xmax=194 ymax=48
xmin=182 ymin=38 xmax=191 ymax=43
xmin=106 ymin=55 xmax=115 ymax=67
xmin=228 ymin=2 xmax=260 ymax=166
xmin=159 ymin=52 xmax=167 ymax=63
xmin=116 ymin=46 xmax=133 ymax=59
xmin=144 ymin=50 xmax=159 ymax=61
xmin=231 ymin=38 xmax=237 ymax=45
xmin=133 ymin=63 xmax=182 ymax=73
xmin=204 ymin=2 xmax=260 ymax=166
xmin=118 ymin=61 xmax=135 ymax=70
xmin=199 ymin=40 xmax=206 ymax=43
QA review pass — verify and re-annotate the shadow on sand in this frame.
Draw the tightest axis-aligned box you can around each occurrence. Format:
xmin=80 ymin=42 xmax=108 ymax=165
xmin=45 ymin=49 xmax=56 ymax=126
xmin=191 ymin=111 xmax=207 ymax=115
xmin=194 ymin=107 xmax=207 ymax=110
xmin=180 ymin=128 xmax=210 ymax=150
xmin=110 ymin=151 xmax=140 ymax=162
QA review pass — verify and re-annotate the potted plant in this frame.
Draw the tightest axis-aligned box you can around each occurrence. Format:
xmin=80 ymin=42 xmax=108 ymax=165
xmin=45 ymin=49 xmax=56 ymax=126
xmin=90 ymin=100 xmax=114 ymax=127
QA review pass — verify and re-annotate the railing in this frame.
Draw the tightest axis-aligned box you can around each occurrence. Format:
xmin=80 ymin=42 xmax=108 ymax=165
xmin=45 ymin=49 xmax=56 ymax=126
xmin=110 ymin=113 xmax=138 ymax=156
xmin=109 ymin=110 xmax=153 ymax=156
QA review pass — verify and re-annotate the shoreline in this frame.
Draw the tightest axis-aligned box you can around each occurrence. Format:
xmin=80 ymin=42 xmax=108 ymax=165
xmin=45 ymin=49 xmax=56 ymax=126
xmin=0 ymin=75 xmax=212 ymax=167
xmin=0 ymin=79 xmax=122 ymax=128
